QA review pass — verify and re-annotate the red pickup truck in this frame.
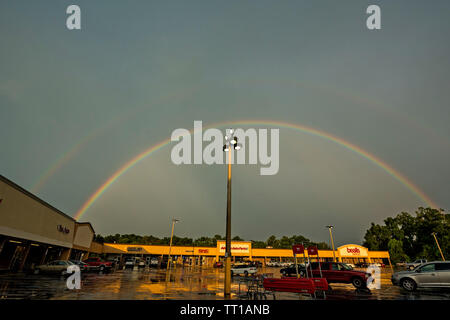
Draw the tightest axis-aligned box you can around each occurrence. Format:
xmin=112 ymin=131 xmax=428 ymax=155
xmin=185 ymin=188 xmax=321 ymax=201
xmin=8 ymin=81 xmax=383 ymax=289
xmin=83 ymin=257 xmax=113 ymax=271
xmin=283 ymin=262 xmax=372 ymax=289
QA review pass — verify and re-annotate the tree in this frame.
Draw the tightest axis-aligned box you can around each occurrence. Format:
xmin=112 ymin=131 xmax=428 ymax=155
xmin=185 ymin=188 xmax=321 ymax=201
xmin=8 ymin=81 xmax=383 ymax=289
xmin=387 ymin=239 xmax=409 ymax=263
xmin=363 ymin=207 xmax=448 ymax=261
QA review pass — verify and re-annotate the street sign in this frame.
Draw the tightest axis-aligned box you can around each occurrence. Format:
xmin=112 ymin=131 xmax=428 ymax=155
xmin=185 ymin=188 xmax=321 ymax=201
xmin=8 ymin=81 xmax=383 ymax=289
xmin=292 ymin=244 xmax=304 ymax=255
xmin=307 ymin=246 xmax=318 ymax=256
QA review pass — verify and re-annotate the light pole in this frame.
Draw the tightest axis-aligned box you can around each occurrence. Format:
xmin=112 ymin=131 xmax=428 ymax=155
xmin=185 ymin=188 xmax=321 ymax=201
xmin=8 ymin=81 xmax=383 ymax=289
xmin=326 ymin=225 xmax=336 ymax=262
xmin=167 ymin=218 xmax=179 ymax=271
xmin=223 ymin=129 xmax=241 ymax=299
xmin=432 ymin=232 xmax=445 ymax=261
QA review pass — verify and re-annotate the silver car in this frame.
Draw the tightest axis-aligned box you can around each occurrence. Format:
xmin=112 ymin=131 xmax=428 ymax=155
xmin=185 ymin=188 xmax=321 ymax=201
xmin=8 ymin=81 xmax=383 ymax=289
xmin=391 ymin=261 xmax=450 ymax=291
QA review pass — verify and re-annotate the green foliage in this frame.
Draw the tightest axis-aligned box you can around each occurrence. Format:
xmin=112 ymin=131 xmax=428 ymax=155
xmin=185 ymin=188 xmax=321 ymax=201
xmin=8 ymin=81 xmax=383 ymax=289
xmin=93 ymin=233 xmax=330 ymax=250
xmin=363 ymin=207 xmax=448 ymax=263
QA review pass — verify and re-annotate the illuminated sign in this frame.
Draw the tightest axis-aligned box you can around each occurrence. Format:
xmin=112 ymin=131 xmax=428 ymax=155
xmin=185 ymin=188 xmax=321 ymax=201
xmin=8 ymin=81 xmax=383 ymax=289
xmin=217 ymin=242 xmax=250 ymax=254
xmin=292 ymin=244 xmax=304 ymax=255
xmin=198 ymin=249 xmax=209 ymax=254
xmin=338 ymin=245 xmax=368 ymax=257
xmin=127 ymin=247 xmax=143 ymax=252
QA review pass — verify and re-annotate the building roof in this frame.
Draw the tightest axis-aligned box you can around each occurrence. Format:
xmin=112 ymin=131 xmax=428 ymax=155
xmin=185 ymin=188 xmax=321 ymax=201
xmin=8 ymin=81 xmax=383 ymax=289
xmin=0 ymin=174 xmax=76 ymax=223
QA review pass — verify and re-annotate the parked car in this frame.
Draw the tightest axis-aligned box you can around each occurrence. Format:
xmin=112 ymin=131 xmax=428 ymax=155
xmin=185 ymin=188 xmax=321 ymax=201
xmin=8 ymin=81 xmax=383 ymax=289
xmin=83 ymin=257 xmax=113 ymax=271
xmin=290 ymin=262 xmax=372 ymax=289
xmin=266 ymin=261 xmax=278 ymax=267
xmin=138 ymin=259 xmax=146 ymax=269
xmin=250 ymin=261 xmax=263 ymax=268
xmin=213 ymin=261 xmax=224 ymax=268
xmin=69 ymin=260 xmax=89 ymax=271
xmin=391 ymin=261 xmax=450 ymax=291
xmin=405 ymin=259 xmax=427 ymax=270
xmin=373 ymin=262 xmax=385 ymax=268
xmin=355 ymin=262 xmax=369 ymax=268
xmin=230 ymin=264 xmax=257 ymax=277
xmin=124 ymin=257 xmax=136 ymax=269
xmin=280 ymin=264 xmax=308 ymax=277
xmin=149 ymin=257 xmax=159 ymax=267
xmin=34 ymin=260 xmax=75 ymax=275
xmin=106 ymin=257 xmax=120 ymax=268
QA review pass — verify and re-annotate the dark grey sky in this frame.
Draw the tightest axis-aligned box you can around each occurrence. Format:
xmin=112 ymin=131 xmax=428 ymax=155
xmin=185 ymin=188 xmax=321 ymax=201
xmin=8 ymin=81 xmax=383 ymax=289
xmin=1 ymin=1 xmax=449 ymax=246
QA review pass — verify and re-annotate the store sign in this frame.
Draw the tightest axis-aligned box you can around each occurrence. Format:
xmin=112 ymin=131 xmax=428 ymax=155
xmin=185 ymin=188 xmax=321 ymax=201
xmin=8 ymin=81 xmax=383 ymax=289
xmin=292 ymin=244 xmax=304 ymax=255
xmin=218 ymin=243 xmax=250 ymax=254
xmin=338 ymin=245 xmax=368 ymax=257
xmin=198 ymin=249 xmax=209 ymax=254
xmin=307 ymin=246 xmax=318 ymax=256
xmin=127 ymin=247 xmax=143 ymax=252
xmin=57 ymin=225 xmax=70 ymax=234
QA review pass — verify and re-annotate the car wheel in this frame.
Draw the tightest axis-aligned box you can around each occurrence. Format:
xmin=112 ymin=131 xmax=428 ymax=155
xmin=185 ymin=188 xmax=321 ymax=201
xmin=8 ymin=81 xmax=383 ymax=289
xmin=99 ymin=265 xmax=105 ymax=271
xmin=352 ymin=277 xmax=364 ymax=289
xmin=401 ymin=278 xmax=417 ymax=292
xmin=244 ymin=271 xmax=249 ymax=277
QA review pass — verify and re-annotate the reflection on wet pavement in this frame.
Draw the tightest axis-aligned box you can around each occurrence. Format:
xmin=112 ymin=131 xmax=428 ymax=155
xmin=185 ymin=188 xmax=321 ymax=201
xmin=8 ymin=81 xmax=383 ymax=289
xmin=1 ymin=267 xmax=449 ymax=300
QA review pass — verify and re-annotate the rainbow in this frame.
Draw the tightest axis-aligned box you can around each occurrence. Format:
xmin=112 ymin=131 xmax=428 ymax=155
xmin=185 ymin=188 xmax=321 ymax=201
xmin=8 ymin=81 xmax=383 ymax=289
xmin=74 ymin=120 xmax=437 ymax=220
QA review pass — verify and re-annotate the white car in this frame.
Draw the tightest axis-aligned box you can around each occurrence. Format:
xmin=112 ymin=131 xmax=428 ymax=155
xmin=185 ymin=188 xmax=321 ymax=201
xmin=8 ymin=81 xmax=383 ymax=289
xmin=149 ymin=257 xmax=159 ymax=267
xmin=266 ymin=261 xmax=278 ymax=267
xmin=125 ymin=258 xmax=135 ymax=269
xmin=231 ymin=264 xmax=257 ymax=276
xmin=406 ymin=259 xmax=427 ymax=270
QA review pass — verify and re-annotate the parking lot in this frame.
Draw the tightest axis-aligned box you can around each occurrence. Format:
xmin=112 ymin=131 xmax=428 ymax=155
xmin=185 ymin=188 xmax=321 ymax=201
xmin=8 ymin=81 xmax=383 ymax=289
xmin=1 ymin=266 xmax=450 ymax=300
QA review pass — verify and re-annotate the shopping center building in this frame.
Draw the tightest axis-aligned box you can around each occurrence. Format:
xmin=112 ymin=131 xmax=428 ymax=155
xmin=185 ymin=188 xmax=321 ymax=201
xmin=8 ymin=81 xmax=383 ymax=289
xmin=99 ymin=241 xmax=392 ymax=269
xmin=0 ymin=175 xmax=99 ymax=272
xmin=0 ymin=174 xmax=391 ymax=272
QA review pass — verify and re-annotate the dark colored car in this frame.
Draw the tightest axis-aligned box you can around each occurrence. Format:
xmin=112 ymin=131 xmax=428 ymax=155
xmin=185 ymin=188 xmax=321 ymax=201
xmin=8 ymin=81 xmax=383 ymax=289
xmin=280 ymin=264 xmax=307 ymax=277
xmin=69 ymin=260 xmax=89 ymax=271
xmin=283 ymin=262 xmax=372 ymax=289
xmin=355 ymin=262 xmax=369 ymax=268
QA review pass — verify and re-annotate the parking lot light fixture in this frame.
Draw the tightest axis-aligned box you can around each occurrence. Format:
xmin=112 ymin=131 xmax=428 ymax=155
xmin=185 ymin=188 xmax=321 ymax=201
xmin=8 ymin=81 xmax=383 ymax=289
xmin=326 ymin=225 xmax=336 ymax=262
xmin=222 ymin=128 xmax=241 ymax=299
xmin=432 ymin=232 xmax=445 ymax=261
xmin=167 ymin=218 xmax=179 ymax=271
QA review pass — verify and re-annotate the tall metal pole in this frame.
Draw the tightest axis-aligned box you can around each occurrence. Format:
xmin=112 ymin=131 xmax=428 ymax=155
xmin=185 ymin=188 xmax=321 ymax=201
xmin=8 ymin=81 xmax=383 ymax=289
xmin=224 ymin=149 xmax=232 ymax=298
xmin=327 ymin=226 xmax=336 ymax=262
xmin=167 ymin=219 xmax=178 ymax=271
xmin=432 ymin=232 xmax=445 ymax=261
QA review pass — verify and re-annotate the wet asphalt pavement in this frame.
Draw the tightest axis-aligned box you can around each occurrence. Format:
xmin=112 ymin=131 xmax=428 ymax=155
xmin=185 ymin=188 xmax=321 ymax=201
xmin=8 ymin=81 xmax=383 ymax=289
xmin=1 ymin=267 xmax=449 ymax=300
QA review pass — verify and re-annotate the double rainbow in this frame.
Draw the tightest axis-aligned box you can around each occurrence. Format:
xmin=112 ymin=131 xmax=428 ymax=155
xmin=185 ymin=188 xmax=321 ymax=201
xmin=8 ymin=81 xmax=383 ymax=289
xmin=73 ymin=120 xmax=437 ymax=221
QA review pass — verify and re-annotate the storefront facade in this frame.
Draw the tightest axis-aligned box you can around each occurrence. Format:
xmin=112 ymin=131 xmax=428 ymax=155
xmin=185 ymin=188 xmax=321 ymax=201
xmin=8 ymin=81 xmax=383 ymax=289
xmin=0 ymin=175 xmax=95 ymax=272
xmin=99 ymin=241 xmax=391 ymax=268
xmin=0 ymin=174 xmax=391 ymax=272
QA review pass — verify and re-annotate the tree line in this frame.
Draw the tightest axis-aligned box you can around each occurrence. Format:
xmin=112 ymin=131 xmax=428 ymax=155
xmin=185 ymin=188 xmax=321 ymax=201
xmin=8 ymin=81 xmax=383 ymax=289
xmin=93 ymin=233 xmax=330 ymax=250
xmin=363 ymin=207 xmax=449 ymax=263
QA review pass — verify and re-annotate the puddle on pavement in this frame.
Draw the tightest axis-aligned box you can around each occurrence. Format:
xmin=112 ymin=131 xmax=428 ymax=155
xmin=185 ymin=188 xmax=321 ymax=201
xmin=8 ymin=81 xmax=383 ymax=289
xmin=1 ymin=267 xmax=449 ymax=300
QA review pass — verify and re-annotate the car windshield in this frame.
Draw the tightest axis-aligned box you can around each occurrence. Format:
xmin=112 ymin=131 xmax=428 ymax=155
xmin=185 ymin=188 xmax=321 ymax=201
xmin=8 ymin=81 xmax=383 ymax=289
xmin=340 ymin=263 xmax=353 ymax=270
